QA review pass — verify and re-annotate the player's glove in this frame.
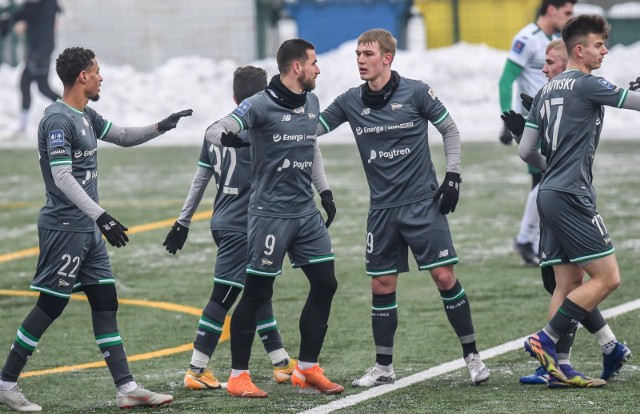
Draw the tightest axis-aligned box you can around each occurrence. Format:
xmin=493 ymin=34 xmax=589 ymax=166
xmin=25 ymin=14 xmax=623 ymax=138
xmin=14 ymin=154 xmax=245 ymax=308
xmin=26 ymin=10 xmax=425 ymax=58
xmin=435 ymin=172 xmax=461 ymax=215
xmin=500 ymin=110 xmax=525 ymax=136
xmin=319 ymin=190 xmax=336 ymax=228
xmin=0 ymin=13 xmax=10 ymax=39
xmin=629 ymin=77 xmax=640 ymax=91
xmin=156 ymin=109 xmax=193 ymax=132
xmin=163 ymin=221 xmax=189 ymax=254
xmin=96 ymin=212 xmax=129 ymax=248
xmin=520 ymin=93 xmax=534 ymax=111
xmin=499 ymin=124 xmax=513 ymax=145
xmin=220 ymin=131 xmax=250 ymax=147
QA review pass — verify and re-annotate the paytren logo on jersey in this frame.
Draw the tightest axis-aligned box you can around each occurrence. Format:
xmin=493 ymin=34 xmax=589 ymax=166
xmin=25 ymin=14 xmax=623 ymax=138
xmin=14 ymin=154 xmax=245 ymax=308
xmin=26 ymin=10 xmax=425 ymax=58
xmin=368 ymin=147 xmax=411 ymax=163
xmin=277 ymin=159 xmax=313 ymax=171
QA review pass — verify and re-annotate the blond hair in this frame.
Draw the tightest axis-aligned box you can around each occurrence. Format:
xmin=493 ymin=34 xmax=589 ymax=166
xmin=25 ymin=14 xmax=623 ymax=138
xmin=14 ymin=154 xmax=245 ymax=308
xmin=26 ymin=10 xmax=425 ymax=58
xmin=357 ymin=29 xmax=397 ymax=59
xmin=546 ymin=39 xmax=568 ymax=61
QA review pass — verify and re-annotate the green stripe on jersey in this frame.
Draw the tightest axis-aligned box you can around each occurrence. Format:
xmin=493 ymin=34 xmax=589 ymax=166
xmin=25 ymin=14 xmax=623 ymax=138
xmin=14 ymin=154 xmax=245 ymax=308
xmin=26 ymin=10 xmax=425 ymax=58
xmin=213 ymin=277 xmax=244 ymax=289
xmin=50 ymin=158 xmax=72 ymax=167
xmin=318 ymin=114 xmax=331 ymax=132
xmin=198 ymin=161 xmax=213 ymax=169
xmin=98 ymin=120 xmax=113 ymax=140
xmin=366 ymin=268 xmax=398 ymax=277
xmin=419 ymin=256 xmax=459 ymax=270
xmin=432 ymin=110 xmax=449 ymax=126
xmin=525 ymin=121 xmax=539 ymax=130
xmin=246 ymin=267 xmax=282 ymax=277
xmin=571 ymin=247 xmax=615 ymax=264
xmin=30 ymin=285 xmax=71 ymax=299
xmin=617 ymin=89 xmax=629 ymax=108
xmin=229 ymin=113 xmax=246 ymax=131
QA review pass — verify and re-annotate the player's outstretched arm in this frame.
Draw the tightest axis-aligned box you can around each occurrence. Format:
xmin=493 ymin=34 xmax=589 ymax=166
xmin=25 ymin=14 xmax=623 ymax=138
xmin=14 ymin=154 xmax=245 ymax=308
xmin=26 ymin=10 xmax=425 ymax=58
xmin=102 ymin=109 xmax=193 ymax=147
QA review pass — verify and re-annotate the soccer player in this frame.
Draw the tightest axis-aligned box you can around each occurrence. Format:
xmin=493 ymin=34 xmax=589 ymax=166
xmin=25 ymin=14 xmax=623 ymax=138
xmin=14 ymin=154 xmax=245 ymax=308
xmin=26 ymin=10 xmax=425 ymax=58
xmin=318 ymin=28 xmax=490 ymax=387
xmin=498 ymin=0 xmax=576 ymax=265
xmin=163 ymin=65 xmax=334 ymax=390
xmin=519 ymin=14 xmax=640 ymax=387
xmin=502 ymin=39 xmax=632 ymax=387
xmin=0 ymin=47 xmax=191 ymax=412
xmin=204 ymin=39 xmax=343 ymax=398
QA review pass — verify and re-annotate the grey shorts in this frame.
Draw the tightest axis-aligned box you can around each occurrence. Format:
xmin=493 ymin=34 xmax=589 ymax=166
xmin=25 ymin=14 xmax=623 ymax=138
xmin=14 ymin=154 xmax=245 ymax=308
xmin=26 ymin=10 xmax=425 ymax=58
xmin=31 ymin=227 xmax=113 ymax=298
xmin=537 ymin=189 xmax=615 ymax=267
xmin=212 ymin=229 xmax=248 ymax=289
xmin=366 ymin=198 xmax=458 ymax=276
xmin=246 ymin=211 xmax=334 ymax=277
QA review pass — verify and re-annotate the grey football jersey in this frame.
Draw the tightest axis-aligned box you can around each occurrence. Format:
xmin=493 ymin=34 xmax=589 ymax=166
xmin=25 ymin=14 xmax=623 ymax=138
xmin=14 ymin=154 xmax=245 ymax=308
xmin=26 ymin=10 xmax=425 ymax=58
xmin=319 ymin=77 xmax=448 ymax=209
xmin=37 ymin=100 xmax=112 ymax=231
xmin=230 ymin=90 xmax=320 ymax=218
xmin=525 ymin=70 xmax=630 ymax=195
xmin=197 ymin=132 xmax=251 ymax=232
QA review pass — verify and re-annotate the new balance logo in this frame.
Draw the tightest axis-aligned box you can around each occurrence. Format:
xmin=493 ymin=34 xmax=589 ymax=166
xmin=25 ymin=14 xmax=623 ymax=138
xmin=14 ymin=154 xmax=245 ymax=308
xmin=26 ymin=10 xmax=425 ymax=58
xmin=438 ymin=250 xmax=449 ymax=258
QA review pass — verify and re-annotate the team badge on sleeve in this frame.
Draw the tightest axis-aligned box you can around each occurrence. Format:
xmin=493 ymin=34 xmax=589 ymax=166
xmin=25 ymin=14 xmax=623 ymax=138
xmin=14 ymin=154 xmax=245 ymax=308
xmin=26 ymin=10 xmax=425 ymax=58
xmin=428 ymin=88 xmax=437 ymax=100
xmin=234 ymin=100 xmax=252 ymax=116
xmin=48 ymin=130 xmax=64 ymax=146
xmin=512 ymin=40 xmax=525 ymax=54
xmin=597 ymin=78 xmax=616 ymax=90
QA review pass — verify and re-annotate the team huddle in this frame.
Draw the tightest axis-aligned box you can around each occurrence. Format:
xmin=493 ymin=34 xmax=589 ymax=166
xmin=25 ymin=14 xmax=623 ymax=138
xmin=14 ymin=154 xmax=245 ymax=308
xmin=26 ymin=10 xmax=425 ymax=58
xmin=1 ymin=3 xmax=639 ymax=412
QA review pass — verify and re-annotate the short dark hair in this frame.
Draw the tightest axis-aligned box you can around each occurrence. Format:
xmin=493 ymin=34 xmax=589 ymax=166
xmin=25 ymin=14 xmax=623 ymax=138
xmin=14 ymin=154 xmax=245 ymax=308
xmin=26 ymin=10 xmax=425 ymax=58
xmin=562 ymin=14 xmax=609 ymax=53
xmin=56 ymin=47 xmax=95 ymax=87
xmin=539 ymin=0 xmax=577 ymax=16
xmin=233 ymin=66 xmax=268 ymax=102
xmin=276 ymin=39 xmax=315 ymax=74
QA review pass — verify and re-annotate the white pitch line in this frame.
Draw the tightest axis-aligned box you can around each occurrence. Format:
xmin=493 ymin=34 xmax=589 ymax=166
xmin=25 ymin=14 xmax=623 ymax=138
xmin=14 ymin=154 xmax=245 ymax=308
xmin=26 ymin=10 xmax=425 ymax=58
xmin=299 ymin=298 xmax=640 ymax=414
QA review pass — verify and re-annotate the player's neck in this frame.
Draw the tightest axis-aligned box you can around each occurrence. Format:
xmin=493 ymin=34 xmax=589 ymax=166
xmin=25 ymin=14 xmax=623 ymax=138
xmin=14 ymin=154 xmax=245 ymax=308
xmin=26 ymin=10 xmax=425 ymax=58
xmin=567 ymin=59 xmax=592 ymax=75
xmin=536 ymin=16 xmax=556 ymax=36
xmin=280 ymin=74 xmax=304 ymax=95
xmin=367 ymin=71 xmax=392 ymax=92
xmin=61 ymin=89 xmax=89 ymax=112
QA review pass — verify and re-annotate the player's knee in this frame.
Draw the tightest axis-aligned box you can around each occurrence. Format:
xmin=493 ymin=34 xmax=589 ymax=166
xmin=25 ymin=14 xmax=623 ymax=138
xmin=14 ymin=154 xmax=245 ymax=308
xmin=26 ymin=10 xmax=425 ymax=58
xmin=430 ymin=266 xmax=456 ymax=289
xmin=36 ymin=293 xmax=69 ymax=320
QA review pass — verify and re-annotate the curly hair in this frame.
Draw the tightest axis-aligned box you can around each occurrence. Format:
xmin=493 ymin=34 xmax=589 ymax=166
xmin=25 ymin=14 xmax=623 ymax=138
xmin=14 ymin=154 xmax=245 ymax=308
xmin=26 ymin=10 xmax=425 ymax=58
xmin=56 ymin=47 xmax=95 ymax=87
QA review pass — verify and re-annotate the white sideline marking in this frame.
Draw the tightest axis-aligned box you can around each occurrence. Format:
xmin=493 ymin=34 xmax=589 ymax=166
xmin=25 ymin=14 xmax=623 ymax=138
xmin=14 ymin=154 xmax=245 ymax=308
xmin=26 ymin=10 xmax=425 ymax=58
xmin=300 ymin=298 xmax=640 ymax=414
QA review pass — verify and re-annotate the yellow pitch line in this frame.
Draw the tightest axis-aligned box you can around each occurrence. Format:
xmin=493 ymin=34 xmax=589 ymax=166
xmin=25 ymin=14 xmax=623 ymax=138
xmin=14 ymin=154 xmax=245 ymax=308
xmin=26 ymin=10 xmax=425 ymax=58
xmin=0 ymin=210 xmax=212 ymax=264
xmin=0 ymin=290 xmax=230 ymax=378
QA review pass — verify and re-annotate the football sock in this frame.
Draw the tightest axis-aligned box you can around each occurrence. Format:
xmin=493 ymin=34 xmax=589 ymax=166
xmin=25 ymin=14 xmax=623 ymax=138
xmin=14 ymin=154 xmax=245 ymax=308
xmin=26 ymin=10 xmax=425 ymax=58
xmin=1 ymin=306 xmax=54 ymax=382
xmin=297 ymin=361 xmax=317 ymax=370
xmin=517 ymin=184 xmax=540 ymax=249
xmin=189 ymin=349 xmax=210 ymax=371
xmin=92 ymin=311 xmax=133 ymax=387
xmin=371 ymin=292 xmax=397 ymax=366
xmin=193 ymin=301 xmax=227 ymax=358
xmin=555 ymin=326 xmax=577 ymax=364
xmin=256 ymin=299 xmax=285 ymax=354
xmin=268 ymin=348 xmax=290 ymax=367
xmin=439 ymin=281 xmax=478 ymax=356
xmin=547 ymin=298 xmax=590 ymax=340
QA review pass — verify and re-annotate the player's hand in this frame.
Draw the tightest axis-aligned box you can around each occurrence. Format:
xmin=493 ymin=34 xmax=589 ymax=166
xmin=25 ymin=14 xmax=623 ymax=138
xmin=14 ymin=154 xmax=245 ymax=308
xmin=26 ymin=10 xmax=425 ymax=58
xmin=96 ymin=212 xmax=129 ymax=248
xmin=520 ymin=93 xmax=534 ymax=111
xmin=319 ymin=190 xmax=336 ymax=228
xmin=629 ymin=77 xmax=640 ymax=91
xmin=499 ymin=124 xmax=513 ymax=145
xmin=163 ymin=221 xmax=189 ymax=254
xmin=500 ymin=110 xmax=525 ymax=136
xmin=435 ymin=172 xmax=461 ymax=215
xmin=220 ymin=131 xmax=250 ymax=148
xmin=156 ymin=109 xmax=193 ymax=132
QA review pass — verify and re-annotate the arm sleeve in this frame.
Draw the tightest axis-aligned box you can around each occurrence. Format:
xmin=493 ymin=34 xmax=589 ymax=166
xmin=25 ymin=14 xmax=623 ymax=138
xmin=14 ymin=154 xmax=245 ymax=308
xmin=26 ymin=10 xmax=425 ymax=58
xmin=498 ymin=60 xmax=524 ymax=112
xmin=102 ymin=124 xmax=162 ymax=147
xmin=318 ymin=95 xmax=348 ymax=134
xmin=311 ymin=141 xmax=330 ymax=194
xmin=176 ymin=166 xmax=214 ymax=227
xmin=51 ymin=165 xmax=105 ymax=221
xmin=518 ymin=126 xmax=546 ymax=171
xmin=621 ymin=90 xmax=640 ymax=110
xmin=434 ymin=116 xmax=461 ymax=174
xmin=205 ymin=116 xmax=242 ymax=146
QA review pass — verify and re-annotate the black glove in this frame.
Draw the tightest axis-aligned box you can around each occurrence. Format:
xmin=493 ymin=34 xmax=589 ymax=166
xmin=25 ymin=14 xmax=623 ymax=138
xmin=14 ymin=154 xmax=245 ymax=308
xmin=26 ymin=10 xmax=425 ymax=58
xmin=319 ymin=190 xmax=336 ymax=228
xmin=220 ymin=131 xmax=250 ymax=148
xmin=163 ymin=221 xmax=189 ymax=254
xmin=629 ymin=77 xmax=640 ymax=91
xmin=520 ymin=93 xmax=534 ymax=111
xmin=0 ymin=13 xmax=10 ymax=39
xmin=156 ymin=109 xmax=193 ymax=132
xmin=96 ymin=212 xmax=129 ymax=248
xmin=500 ymin=110 xmax=526 ymax=136
xmin=435 ymin=172 xmax=461 ymax=215
xmin=499 ymin=124 xmax=513 ymax=145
